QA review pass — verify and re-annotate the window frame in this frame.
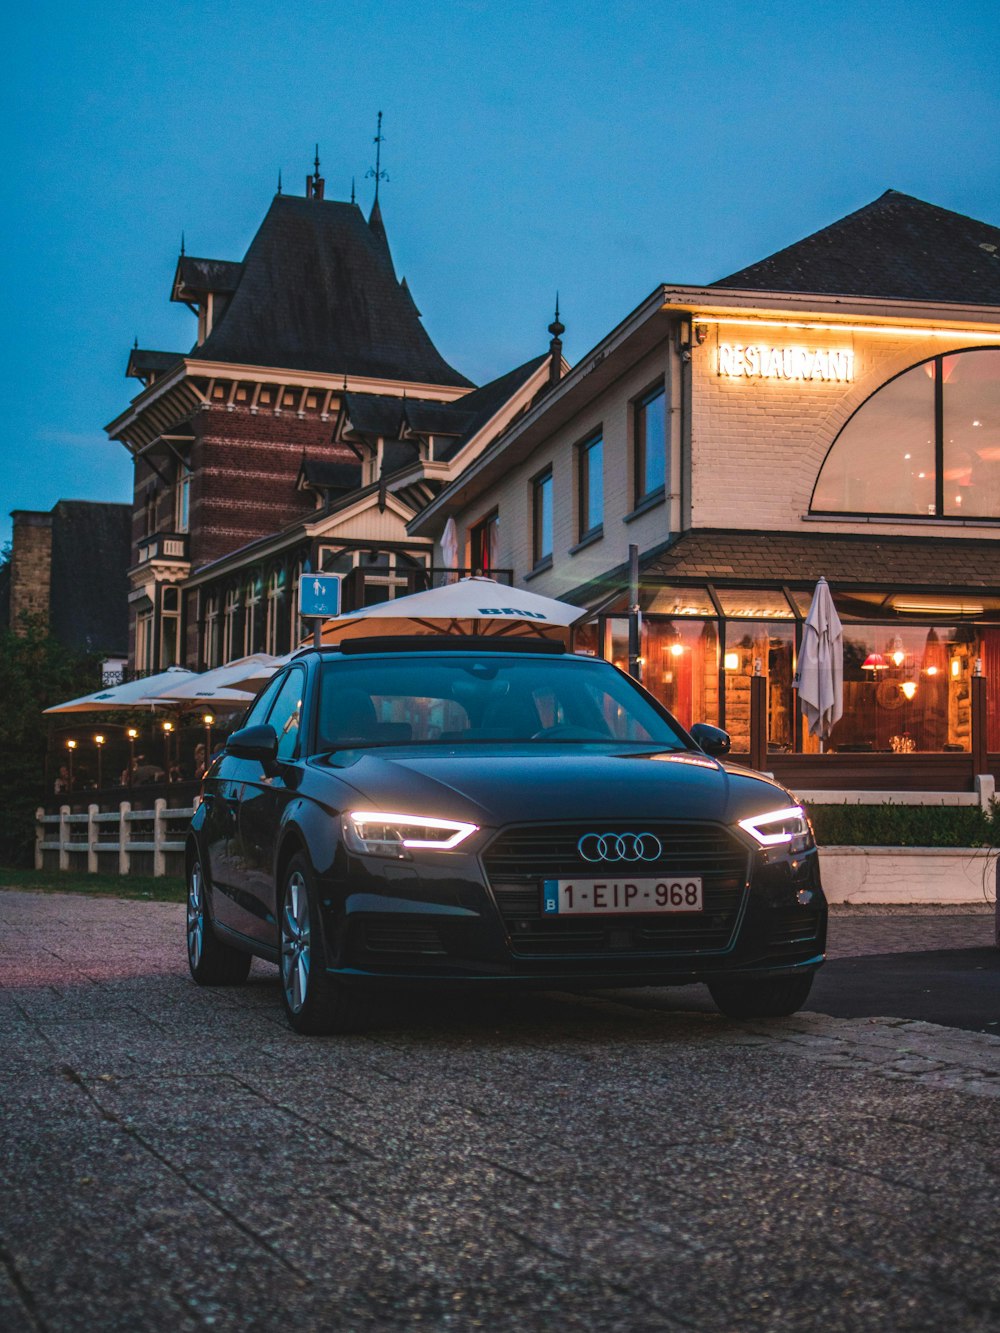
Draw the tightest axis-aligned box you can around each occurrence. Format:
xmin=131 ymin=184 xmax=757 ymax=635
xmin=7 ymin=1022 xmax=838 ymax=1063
xmin=633 ymin=382 xmax=667 ymax=507
xmin=531 ymin=467 xmax=554 ymax=570
xmin=577 ymin=431 xmax=604 ymax=542
xmin=810 ymin=346 xmax=1000 ymax=521
xmin=470 ymin=509 xmax=499 ymax=574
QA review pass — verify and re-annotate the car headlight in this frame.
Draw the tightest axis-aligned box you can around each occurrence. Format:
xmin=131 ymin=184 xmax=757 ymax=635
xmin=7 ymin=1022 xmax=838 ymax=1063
xmin=738 ymin=805 xmax=814 ymax=853
xmin=343 ymin=810 xmax=479 ymax=858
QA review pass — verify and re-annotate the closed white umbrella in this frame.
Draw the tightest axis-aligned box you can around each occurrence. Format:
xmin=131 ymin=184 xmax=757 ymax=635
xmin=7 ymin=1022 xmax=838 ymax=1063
xmin=795 ymin=577 xmax=843 ymax=747
xmin=316 ymin=576 xmax=585 ymax=645
xmin=440 ymin=517 xmax=459 ymax=585
xmin=43 ymin=667 xmax=197 ymax=714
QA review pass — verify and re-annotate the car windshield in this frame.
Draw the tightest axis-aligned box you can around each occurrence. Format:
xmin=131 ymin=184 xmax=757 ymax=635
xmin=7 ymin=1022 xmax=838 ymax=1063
xmin=315 ymin=654 xmax=690 ymax=752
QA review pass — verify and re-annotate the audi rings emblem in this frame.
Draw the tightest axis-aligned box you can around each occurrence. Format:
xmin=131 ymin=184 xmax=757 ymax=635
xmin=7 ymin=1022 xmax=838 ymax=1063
xmin=577 ymin=832 xmax=663 ymax=863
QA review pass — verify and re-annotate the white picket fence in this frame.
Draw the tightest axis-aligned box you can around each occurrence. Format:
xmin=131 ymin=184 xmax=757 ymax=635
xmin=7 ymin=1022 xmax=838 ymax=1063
xmin=35 ymin=800 xmax=195 ymax=878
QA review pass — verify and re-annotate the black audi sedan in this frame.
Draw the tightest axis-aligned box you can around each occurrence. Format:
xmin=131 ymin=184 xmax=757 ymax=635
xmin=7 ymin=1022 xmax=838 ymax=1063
xmin=186 ymin=637 xmax=826 ymax=1034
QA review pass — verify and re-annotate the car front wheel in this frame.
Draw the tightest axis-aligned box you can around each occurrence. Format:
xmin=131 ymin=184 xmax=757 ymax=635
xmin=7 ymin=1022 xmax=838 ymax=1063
xmin=278 ymin=853 xmax=368 ymax=1035
xmin=708 ymin=971 xmax=814 ymax=1019
xmin=186 ymin=856 xmax=252 ymax=985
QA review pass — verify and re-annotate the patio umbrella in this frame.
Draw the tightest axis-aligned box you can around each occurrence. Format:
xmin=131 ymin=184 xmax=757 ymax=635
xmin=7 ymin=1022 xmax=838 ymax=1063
xmin=315 ymin=576 xmax=586 ymax=645
xmin=795 ymin=577 xmax=843 ymax=746
xmin=151 ymin=653 xmax=288 ymax=703
xmin=43 ymin=667 xmax=197 ymax=714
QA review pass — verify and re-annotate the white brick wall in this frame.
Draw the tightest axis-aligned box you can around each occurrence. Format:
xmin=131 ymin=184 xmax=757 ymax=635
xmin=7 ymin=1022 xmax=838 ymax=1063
xmin=441 ymin=317 xmax=1000 ymax=601
xmin=691 ymin=324 xmax=998 ymax=538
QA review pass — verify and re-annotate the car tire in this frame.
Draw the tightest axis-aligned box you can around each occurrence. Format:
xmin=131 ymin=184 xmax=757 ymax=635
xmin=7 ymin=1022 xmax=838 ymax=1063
xmin=278 ymin=853 xmax=368 ymax=1036
xmin=708 ymin=971 xmax=815 ymax=1019
xmin=186 ymin=854 xmax=252 ymax=986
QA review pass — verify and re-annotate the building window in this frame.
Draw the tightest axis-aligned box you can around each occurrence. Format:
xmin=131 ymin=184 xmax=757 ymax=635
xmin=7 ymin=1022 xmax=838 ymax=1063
xmin=160 ymin=585 xmax=181 ymax=668
xmin=144 ymin=488 xmax=157 ymax=537
xmin=135 ymin=608 xmax=154 ymax=673
xmin=222 ymin=587 xmax=241 ymax=663
xmin=577 ymin=433 xmax=603 ymax=539
xmin=470 ymin=511 xmax=499 ymax=573
xmin=634 ymin=385 xmax=667 ymax=504
xmin=174 ymin=464 xmax=192 ymax=533
xmin=243 ymin=578 xmax=261 ymax=655
xmin=203 ymin=595 xmax=219 ymax=668
xmin=265 ymin=569 xmax=285 ymax=655
xmin=812 ymin=347 xmax=1000 ymax=518
xmin=532 ymin=469 xmax=553 ymax=567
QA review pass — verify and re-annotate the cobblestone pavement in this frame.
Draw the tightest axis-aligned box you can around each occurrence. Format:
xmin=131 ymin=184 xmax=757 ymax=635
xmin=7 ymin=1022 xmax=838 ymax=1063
xmin=2 ymin=889 xmax=1000 ymax=1332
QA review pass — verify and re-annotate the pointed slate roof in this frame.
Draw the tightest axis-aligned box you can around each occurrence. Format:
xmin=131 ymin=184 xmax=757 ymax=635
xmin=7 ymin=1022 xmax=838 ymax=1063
xmin=339 ymin=355 xmax=549 ymax=460
xmin=715 ymin=190 xmax=1000 ymax=305
xmin=433 ymin=354 xmax=549 ymax=461
xmin=192 ymin=194 xmax=472 ymax=387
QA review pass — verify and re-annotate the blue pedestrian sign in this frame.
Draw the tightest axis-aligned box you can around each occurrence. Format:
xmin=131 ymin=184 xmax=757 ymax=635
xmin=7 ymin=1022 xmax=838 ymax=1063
xmin=299 ymin=573 xmax=342 ymax=618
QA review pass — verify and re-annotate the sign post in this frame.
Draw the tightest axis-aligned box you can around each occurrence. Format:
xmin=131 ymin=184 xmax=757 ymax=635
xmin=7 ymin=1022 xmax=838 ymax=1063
xmin=298 ymin=573 xmax=342 ymax=649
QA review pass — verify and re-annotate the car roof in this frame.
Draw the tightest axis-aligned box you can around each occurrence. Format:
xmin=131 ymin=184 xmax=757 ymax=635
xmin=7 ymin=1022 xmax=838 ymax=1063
xmin=293 ymin=635 xmax=574 ymax=661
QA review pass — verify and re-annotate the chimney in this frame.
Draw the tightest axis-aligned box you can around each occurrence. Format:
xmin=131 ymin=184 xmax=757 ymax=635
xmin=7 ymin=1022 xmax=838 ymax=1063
xmin=9 ymin=509 xmax=53 ymax=633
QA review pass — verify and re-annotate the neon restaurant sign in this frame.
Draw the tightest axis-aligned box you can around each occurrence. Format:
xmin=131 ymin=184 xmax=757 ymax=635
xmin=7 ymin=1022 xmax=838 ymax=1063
xmin=718 ymin=342 xmax=855 ymax=383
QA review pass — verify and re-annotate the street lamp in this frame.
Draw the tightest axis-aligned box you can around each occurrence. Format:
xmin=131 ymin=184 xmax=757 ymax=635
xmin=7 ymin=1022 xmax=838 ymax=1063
xmin=66 ymin=739 xmax=76 ymax=791
xmin=94 ymin=734 xmax=105 ymax=790
xmin=202 ymin=713 xmax=214 ymax=773
xmin=127 ymin=728 xmax=138 ymax=787
xmin=162 ymin=720 xmax=174 ymax=775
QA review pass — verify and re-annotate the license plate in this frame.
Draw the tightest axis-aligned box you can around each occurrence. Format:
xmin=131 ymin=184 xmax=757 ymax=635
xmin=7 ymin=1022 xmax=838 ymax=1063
xmin=542 ymin=877 xmax=703 ymax=916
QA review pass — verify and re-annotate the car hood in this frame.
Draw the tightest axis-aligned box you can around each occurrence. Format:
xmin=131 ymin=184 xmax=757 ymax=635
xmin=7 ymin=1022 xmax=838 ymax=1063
xmin=317 ymin=745 xmax=792 ymax=830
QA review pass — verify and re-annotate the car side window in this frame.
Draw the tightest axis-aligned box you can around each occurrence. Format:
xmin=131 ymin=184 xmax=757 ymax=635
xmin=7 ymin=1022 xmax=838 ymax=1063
xmin=266 ymin=669 xmax=305 ymax=762
xmin=242 ymin=671 xmax=286 ymax=729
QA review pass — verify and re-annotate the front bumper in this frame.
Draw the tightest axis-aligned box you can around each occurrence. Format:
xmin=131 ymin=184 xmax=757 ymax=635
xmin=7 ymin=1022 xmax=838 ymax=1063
xmin=318 ymin=821 xmax=827 ymax=990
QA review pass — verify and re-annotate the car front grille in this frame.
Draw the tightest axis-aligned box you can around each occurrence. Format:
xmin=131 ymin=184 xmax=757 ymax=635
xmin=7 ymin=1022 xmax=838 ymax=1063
xmin=482 ymin=821 xmax=750 ymax=958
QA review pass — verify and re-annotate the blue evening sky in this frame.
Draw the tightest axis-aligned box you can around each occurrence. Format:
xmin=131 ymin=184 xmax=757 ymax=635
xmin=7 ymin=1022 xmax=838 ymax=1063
xmin=3 ymin=0 xmax=998 ymax=547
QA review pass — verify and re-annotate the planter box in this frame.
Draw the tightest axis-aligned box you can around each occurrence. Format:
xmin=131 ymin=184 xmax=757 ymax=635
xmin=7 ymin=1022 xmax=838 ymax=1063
xmin=819 ymin=845 xmax=998 ymax=906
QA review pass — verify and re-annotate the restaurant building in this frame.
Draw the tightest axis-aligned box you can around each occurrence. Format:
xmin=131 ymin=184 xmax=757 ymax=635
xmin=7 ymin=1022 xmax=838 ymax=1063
xmin=410 ymin=191 xmax=1000 ymax=789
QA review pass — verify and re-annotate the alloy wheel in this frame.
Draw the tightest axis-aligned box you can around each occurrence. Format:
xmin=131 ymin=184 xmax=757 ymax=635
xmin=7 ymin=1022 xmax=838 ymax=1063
xmin=281 ymin=871 xmax=311 ymax=1014
xmin=186 ymin=860 xmax=205 ymax=970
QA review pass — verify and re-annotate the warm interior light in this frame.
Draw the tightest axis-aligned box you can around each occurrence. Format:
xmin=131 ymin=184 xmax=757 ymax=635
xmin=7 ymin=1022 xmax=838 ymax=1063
xmin=724 ymin=652 xmax=740 ymax=671
xmin=669 ymin=643 xmax=685 ymax=658
xmin=693 ymin=315 xmax=999 ymax=338
xmin=901 ymin=681 xmax=917 ymax=700
xmin=925 ymin=666 xmax=938 ymax=676
xmin=951 ymin=659 xmax=961 ymax=678
xmin=862 ymin=653 xmax=887 ymax=671
xmin=892 ymin=597 xmax=986 ymax=615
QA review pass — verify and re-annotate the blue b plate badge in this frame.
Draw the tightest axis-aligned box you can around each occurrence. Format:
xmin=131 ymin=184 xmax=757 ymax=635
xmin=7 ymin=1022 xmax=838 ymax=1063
xmin=543 ymin=878 xmax=703 ymax=915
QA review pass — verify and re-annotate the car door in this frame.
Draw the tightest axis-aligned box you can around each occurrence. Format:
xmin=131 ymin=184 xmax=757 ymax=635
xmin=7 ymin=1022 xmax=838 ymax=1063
xmin=202 ymin=671 xmax=286 ymax=937
xmin=235 ymin=666 xmax=307 ymax=945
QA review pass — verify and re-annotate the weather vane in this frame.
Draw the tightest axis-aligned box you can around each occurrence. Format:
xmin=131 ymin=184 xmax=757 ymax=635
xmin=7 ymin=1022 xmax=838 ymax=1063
xmin=366 ymin=111 xmax=388 ymax=202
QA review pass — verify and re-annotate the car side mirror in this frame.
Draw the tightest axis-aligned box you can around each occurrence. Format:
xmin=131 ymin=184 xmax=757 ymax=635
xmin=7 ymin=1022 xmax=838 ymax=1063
xmin=689 ymin=722 xmax=731 ymax=757
xmin=226 ymin=723 xmax=279 ymax=765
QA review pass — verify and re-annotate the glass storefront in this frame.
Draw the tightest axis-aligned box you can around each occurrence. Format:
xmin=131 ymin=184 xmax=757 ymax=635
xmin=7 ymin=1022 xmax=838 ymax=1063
xmin=600 ymin=589 xmax=987 ymax=755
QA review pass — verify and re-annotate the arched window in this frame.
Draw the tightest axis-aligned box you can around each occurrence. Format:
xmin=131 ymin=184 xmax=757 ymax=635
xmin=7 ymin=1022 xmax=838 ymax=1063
xmin=811 ymin=347 xmax=1000 ymax=519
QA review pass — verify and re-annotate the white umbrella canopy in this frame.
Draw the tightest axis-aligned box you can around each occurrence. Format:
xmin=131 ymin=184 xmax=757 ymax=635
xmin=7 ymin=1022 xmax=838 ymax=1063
xmin=795 ymin=577 xmax=844 ymax=744
xmin=151 ymin=654 xmax=287 ymax=703
xmin=315 ymin=577 xmax=586 ymax=645
xmin=43 ymin=667 xmax=197 ymax=715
